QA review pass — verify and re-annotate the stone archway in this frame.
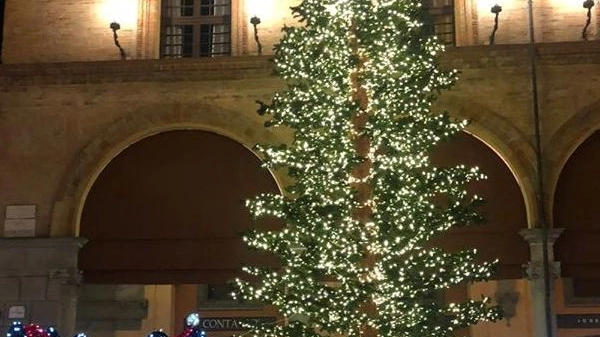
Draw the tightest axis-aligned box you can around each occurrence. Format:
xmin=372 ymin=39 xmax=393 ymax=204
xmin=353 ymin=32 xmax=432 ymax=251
xmin=72 ymin=127 xmax=283 ymax=335
xmin=78 ymin=129 xmax=281 ymax=284
xmin=554 ymin=130 xmax=600 ymax=293
xmin=431 ymin=131 xmax=529 ymax=279
xmin=546 ymin=99 xmax=600 ymax=225
xmin=50 ymin=102 xmax=287 ymax=238
xmin=439 ymin=96 xmax=538 ymax=227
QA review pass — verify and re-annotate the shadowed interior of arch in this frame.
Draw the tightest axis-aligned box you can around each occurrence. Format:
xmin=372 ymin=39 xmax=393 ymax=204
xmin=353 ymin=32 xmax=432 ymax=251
xmin=79 ymin=130 xmax=282 ymax=285
xmin=554 ymin=130 xmax=600 ymax=297
xmin=75 ymin=130 xmax=531 ymax=333
xmin=79 ymin=130 xmax=529 ymax=282
xmin=430 ymin=131 xmax=529 ymax=279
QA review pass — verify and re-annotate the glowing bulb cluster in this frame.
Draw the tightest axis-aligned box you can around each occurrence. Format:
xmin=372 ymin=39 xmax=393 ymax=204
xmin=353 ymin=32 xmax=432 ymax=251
xmin=234 ymin=1 xmax=501 ymax=337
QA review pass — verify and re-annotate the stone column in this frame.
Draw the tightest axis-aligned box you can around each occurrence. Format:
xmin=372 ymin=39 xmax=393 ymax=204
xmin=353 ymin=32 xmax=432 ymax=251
xmin=520 ymin=228 xmax=564 ymax=337
xmin=0 ymin=238 xmax=87 ymax=336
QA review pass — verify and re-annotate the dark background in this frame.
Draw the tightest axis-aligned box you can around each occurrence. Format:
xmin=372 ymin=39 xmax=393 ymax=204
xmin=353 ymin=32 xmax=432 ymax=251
xmin=0 ymin=0 xmax=5 ymax=63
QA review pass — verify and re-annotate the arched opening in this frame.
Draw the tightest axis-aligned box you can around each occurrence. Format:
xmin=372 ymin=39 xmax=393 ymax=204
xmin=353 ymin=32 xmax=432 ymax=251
xmin=555 ymin=130 xmax=600 ymax=297
xmin=77 ymin=130 xmax=281 ymax=336
xmin=429 ymin=132 xmax=530 ymax=334
xmin=431 ymin=131 xmax=529 ymax=279
xmin=75 ymin=130 xmax=529 ymax=336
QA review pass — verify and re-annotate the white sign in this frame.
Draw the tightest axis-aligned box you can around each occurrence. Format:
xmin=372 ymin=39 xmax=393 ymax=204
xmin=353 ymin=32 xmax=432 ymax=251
xmin=4 ymin=219 xmax=36 ymax=237
xmin=5 ymin=205 xmax=36 ymax=219
xmin=8 ymin=306 xmax=26 ymax=319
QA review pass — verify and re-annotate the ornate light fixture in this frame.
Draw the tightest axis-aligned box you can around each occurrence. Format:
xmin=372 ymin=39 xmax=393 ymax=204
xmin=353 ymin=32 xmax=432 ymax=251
xmin=246 ymin=0 xmax=277 ymax=55
xmin=109 ymin=21 xmax=126 ymax=60
xmin=250 ymin=15 xmax=263 ymax=55
xmin=489 ymin=3 xmax=503 ymax=45
xmin=582 ymin=0 xmax=595 ymax=40
xmin=98 ymin=0 xmax=137 ymax=60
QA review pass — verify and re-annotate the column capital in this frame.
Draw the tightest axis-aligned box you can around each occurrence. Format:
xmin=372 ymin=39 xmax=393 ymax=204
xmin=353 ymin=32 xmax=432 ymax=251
xmin=519 ymin=228 xmax=564 ymax=244
xmin=523 ymin=261 xmax=561 ymax=280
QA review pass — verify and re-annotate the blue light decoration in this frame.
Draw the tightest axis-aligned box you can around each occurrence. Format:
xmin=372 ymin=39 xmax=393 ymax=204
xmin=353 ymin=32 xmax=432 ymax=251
xmin=145 ymin=313 xmax=207 ymax=337
xmin=185 ymin=314 xmax=200 ymax=328
xmin=46 ymin=327 xmax=60 ymax=337
xmin=173 ymin=314 xmax=206 ymax=337
xmin=6 ymin=322 xmax=25 ymax=337
xmin=146 ymin=331 xmax=168 ymax=337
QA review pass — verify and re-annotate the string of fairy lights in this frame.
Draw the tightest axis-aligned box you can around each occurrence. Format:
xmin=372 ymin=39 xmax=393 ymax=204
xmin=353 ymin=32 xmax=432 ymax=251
xmin=234 ymin=0 xmax=501 ymax=337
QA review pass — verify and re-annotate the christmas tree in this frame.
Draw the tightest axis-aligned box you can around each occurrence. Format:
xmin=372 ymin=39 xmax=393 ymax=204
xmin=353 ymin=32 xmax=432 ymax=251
xmin=234 ymin=1 xmax=501 ymax=336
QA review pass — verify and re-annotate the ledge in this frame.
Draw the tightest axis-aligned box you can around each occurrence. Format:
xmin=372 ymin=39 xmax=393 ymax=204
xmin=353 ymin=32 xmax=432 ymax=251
xmin=0 ymin=41 xmax=599 ymax=87
xmin=0 ymin=237 xmax=88 ymax=249
xmin=0 ymin=55 xmax=276 ymax=87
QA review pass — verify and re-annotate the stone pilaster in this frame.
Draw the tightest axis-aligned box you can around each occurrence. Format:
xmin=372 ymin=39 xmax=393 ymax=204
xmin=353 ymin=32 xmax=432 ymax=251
xmin=0 ymin=238 xmax=87 ymax=336
xmin=520 ymin=228 xmax=564 ymax=337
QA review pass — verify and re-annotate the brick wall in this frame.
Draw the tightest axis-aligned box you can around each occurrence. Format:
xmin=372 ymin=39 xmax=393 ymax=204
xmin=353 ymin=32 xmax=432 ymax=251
xmin=467 ymin=0 xmax=599 ymax=45
xmin=2 ymin=0 xmax=140 ymax=63
xmin=3 ymin=0 xmax=599 ymax=64
xmin=1 ymin=42 xmax=600 ymax=237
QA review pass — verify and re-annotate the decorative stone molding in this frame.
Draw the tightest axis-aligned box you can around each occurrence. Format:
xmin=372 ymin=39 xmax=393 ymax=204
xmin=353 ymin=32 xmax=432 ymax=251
xmin=523 ymin=261 xmax=562 ymax=280
xmin=520 ymin=228 xmax=564 ymax=245
xmin=0 ymin=238 xmax=88 ymax=276
xmin=0 ymin=237 xmax=88 ymax=249
xmin=520 ymin=228 xmax=564 ymax=280
xmin=520 ymin=228 xmax=564 ymax=337
xmin=520 ymin=228 xmax=564 ymax=262
xmin=50 ymin=269 xmax=83 ymax=286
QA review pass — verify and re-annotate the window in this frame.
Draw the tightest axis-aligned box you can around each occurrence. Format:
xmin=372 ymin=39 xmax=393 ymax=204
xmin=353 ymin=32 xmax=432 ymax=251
xmin=197 ymin=284 xmax=260 ymax=309
xmin=161 ymin=0 xmax=231 ymax=58
xmin=422 ymin=0 xmax=455 ymax=46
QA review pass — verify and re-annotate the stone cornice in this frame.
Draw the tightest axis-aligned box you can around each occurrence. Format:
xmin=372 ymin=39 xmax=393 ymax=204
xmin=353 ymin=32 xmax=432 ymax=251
xmin=0 ymin=42 xmax=599 ymax=87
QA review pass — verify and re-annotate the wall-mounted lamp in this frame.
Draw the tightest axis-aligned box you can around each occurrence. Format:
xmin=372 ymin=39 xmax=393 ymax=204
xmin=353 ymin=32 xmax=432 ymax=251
xmin=110 ymin=21 xmax=126 ymax=60
xmin=250 ymin=16 xmax=263 ymax=55
xmin=489 ymin=4 xmax=503 ymax=45
xmin=582 ymin=0 xmax=595 ymax=40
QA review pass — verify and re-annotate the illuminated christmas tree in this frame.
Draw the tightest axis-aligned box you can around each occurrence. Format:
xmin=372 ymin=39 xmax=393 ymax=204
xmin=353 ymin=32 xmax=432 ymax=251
xmin=235 ymin=1 xmax=501 ymax=336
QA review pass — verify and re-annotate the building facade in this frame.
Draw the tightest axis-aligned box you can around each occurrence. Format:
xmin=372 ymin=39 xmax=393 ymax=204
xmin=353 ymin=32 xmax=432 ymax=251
xmin=0 ymin=1 xmax=600 ymax=337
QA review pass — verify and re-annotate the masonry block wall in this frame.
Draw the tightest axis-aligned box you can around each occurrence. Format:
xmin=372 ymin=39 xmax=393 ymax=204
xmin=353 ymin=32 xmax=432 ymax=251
xmin=2 ymin=0 xmax=599 ymax=64
xmin=76 ymin=285 xmax=148 ymax=337
xmin=0 ymin=238 xmax=86 ymax=335
xmin=0 ymin=57 xmax=282 ymax=237
xmin=0 ymin=44 xmax=599 ymax=244
xmin=0 ymin=44 xmax=598 ymax=240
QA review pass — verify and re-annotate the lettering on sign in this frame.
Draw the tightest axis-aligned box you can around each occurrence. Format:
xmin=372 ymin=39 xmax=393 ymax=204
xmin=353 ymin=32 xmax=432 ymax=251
xmin=5 ymin=205 xmax=36 ymax=219
xmin=199 ymin=317 xmax=276 ymax=331
xmin=557 ymin=314 xmax=600 ymax=329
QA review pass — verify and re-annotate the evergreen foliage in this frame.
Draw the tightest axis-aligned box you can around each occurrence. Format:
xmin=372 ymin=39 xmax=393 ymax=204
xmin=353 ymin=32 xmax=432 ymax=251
xmin=234 ymin=1 xmax=502 ymax=336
